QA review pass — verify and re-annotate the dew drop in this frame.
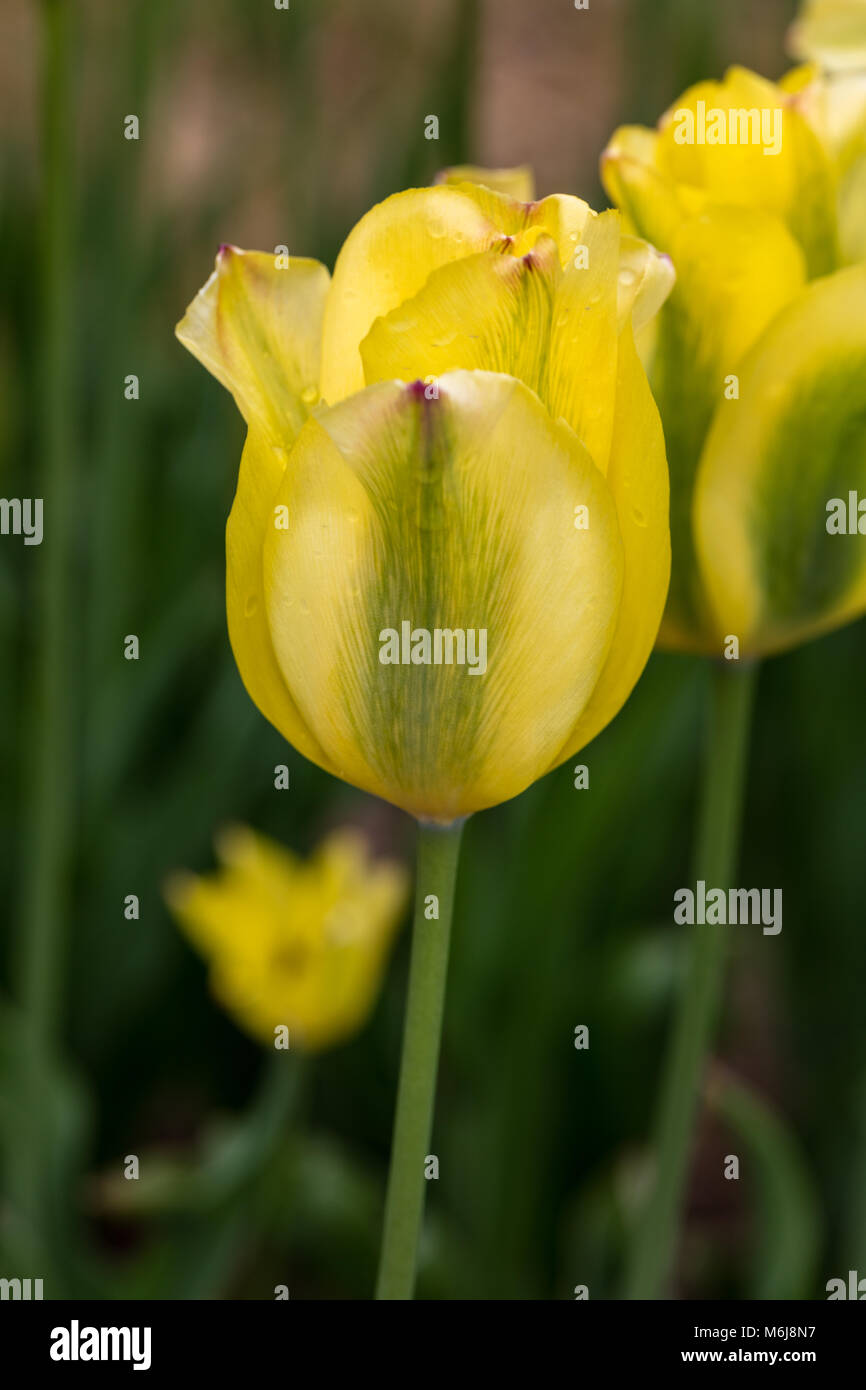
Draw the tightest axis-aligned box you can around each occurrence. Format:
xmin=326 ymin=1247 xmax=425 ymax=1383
xmin=244 ymin=594 xmax=258 ymax=617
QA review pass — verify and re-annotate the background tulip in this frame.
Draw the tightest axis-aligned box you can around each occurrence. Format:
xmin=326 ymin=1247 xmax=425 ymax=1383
xmin=602 ymin=48 xmax=866 ymax=1301
xmin=603 ymin=64 xmax=866 ymax=658
xmin=166 ymin=826 xmax=408 ymax=1052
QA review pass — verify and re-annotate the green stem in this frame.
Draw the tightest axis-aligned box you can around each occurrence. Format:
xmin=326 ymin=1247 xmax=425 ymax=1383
xmin=376 ymin=819 xmax=464 ymax=1300
xmin=624 ymin=660 xmax=758 ymax=1299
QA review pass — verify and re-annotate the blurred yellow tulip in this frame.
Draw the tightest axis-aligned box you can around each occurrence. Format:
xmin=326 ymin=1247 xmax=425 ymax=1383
xmin=177 ymin=171 xmax=672 ymax=820
xmin=165 ymin=826 xmax=408 ymax=1052
xmin=603 ymin=66 xmax=866 ymax=658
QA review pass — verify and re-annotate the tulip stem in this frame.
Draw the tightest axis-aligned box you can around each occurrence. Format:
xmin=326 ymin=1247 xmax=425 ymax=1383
xmin=624 ymin=660 xmax=758 ymax=1299
xmin=376 ymin=818 xmax=464 ymax=1300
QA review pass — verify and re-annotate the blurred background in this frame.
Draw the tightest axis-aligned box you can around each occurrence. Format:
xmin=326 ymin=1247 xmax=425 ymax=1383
xmin=1 ymin=0 xmax=864 ymax=1300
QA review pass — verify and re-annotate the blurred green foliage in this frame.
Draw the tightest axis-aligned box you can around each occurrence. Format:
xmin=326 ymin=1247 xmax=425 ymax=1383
xmin=1 ymin=0 xmax=864 ymax=1299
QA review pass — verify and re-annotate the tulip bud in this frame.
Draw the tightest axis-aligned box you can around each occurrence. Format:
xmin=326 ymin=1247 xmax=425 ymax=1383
xmin=603 ymin=65 xmax=866 ymax=657
xmin=177 ymin=174 xmax=672 ymax=817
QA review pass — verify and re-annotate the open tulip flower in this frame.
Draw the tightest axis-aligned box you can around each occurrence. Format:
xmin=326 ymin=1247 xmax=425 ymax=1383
xmin=166 ymin=826 xmax=408 ymax=1052
xmin=603 ymin=63 xmax=866 ymax=658
xmin=177 ymin=171 xmax=672 ymax=824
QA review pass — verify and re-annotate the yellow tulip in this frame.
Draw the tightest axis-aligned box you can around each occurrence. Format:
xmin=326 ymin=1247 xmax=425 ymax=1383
xmin=165 ymin=826 xmax=408 ymax=1052
xmin=603 ymin=66 xmax=866 ymax=658
xmin=177 ymin=172 xmax=672 ymax=821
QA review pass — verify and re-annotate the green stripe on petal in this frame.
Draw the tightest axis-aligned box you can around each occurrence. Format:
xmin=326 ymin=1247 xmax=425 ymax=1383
xmin=695 ymin=263 xmax=866 ymax=656
xmin=176 ymin=247 xmax=329 ymax=447
xmin=261 ymin=372 xmax=624 ymax=821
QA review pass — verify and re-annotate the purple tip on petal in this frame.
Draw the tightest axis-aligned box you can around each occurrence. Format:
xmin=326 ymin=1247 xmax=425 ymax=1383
xmin=407 ymin=379 xmax=429 ymax=399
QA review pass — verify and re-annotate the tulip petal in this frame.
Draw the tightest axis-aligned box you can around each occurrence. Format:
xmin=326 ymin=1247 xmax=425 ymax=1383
xmin=601 ymin=126 xmax=683 ymax=248
xmin=551 ymin=325 xmax=670 ymax=764
xmin=319 ymin=187 xmax=509 ymax=404
xmin=320 ymin=185 xmax=594 ymax=404
xmin=176 ymin=247 xmax=330 ymax=446
xmin=359 ymin=235 xmax=562 ymax=405
xmin=436 ymin=164 xmax=536 ymax=201
xmin=650 ymin=206 xmax=807 ymax=648
xmin=655 ymin=67 xmax=838 ymax=277
xmin=361 ymin=211 xmax=636 ymax=474
xmin=226 ymin=429 xmax=339 ymax=773
xmin=262 ymin=372 xmax=624 ymax=821
xmin=695 ymin=263 xmax=866 ymax=656
xmin=546 ymin=210 xmax=621 ymax=472
xmin=617 ymin=234 xmax=676 ymax=332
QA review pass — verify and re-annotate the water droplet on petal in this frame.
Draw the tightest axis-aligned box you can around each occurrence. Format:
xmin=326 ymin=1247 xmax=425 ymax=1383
xmin=244 ymin=595 xmax=258 ymax=617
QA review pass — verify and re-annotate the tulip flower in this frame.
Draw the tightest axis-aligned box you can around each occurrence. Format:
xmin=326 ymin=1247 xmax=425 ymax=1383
xmin=602 ymin=61 xmax=866 ymax=1299
xmin=177 ymin=177 xmax=672 ymax=822
xmin=176 ymin=168 xmax=673 ymax=1298
xmin=166 ymin=826 xmax=408 ymax=1052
